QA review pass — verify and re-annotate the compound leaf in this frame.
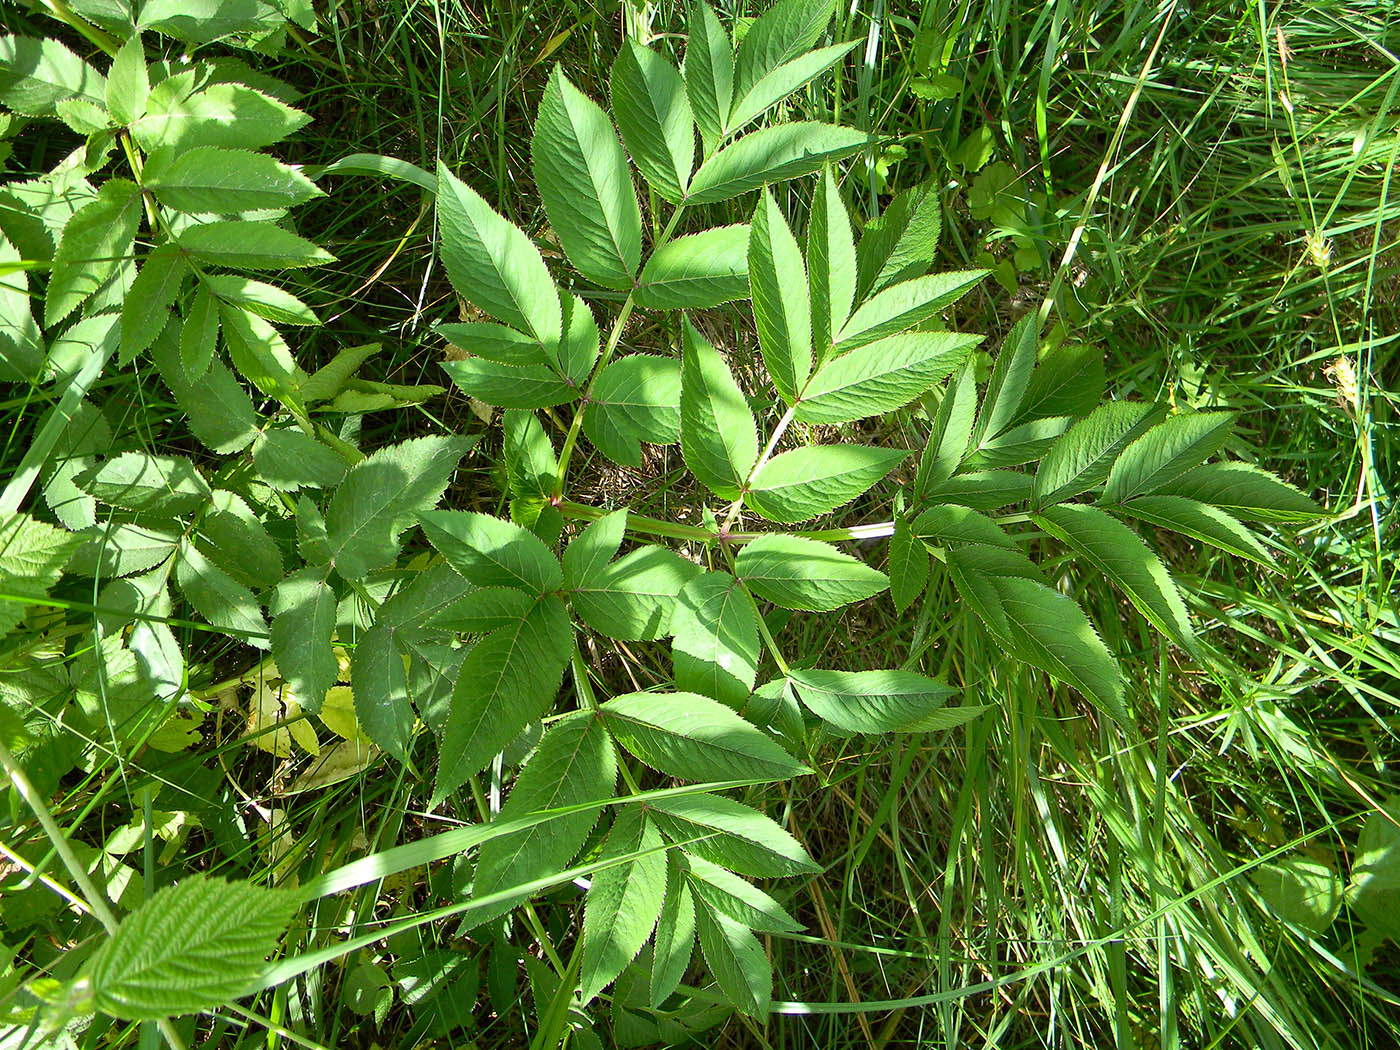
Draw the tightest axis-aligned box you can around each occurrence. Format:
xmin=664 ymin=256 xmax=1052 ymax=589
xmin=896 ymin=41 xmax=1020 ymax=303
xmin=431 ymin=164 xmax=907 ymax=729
xmin=796 ymin=332 xmax=979 ymax=424
xmin=270 ymin=568 xmax=338 ymax=712
xmin=671 ymin=571 xmax=760 ymax=708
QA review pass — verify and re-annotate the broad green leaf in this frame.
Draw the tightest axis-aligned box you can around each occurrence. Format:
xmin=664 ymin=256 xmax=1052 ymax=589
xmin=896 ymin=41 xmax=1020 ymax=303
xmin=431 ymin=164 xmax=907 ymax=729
xmin=749 ymin=189 xmax=811 ymax=403
xmin=120 ymin=243 xmax=187 ymax=358
xmin=105 ymin=36 xmax=149 ymax=126
xmin=962 ymin=414 xmax=1072 ymax=470
xmin=680 ymin=319 xmax=758 ymax=499
xmin=197 ymin=489 xmax=283 ymax=590
xmin=139 ymin=0 xmax=282 ymax=43
xmin=580 ymin=808 xmax=668 ymax=1004
xmin=651 ymin=858 xmax=696 ymax=1006
xmin=887 ymin=516 xmax=928 ymax=613
xmin=203 ymin=274 xmax=319 ymax=326
xmin=634 ymin=225 xmax=751 ymax=309
xmin=252 ymin=428 xmax=348 ymax=491
xmin=683 ymin=854 xmax=800 ymax=932
xmin=685 ymin=2 xmax=734 ymax=155
xmin=474 ymin=710 xmax=617 ymax=904
xmin=795 ymin=332 xmax=979 ymax=424
xmin=418 ymin=509 xmax=563 ymax=594
xmin=0 ymin=232 xmax=42 ymax=380
xmin=270 ymin=569 xmax=337 ymax=712
xmin=611 ymin=42 xmax=695 ymax=202
xmin=914 ymin=361 xmax=977 ymax=496
xmin=912 ymin=504 xmax=1015 ymax=549
xmin=788 ymin=668 xmax=958 ymax=733
xmin=436 ymin=162 xmax=560 ymax=345
xmin=325 ymin=435 xmax=470 ymax=579
xmin=503 ymin=409 xmax=558 ymax=498
xmin=0 ymin=35 xmax=106 ymax=116
xmin=84 ymin=874 xmax=298 ymax=1021
xmin=132 ymin=80 xmax=310 ymax=152
xmin=45 ymin=179 xmax=142 ymax=326
xmin=685 ymin=122 xmax=870 ymax=205
xmin=694 ymin=900 xmax=770 ymax=1017
xmin=441 ymin=358 xmax=577 ymax=409
xmin=144 ymin=147 xmax=322 ymax=213
xmin=1252 ymin=856 xmax=1342 ymax=935
xmin=0 ymin=513 xmax=83 ymax=638
xmin=940 ymin=542 xmax=1045 ymax=637
xmin=1117 ymin=495 xmax=1274 ymax=566
xmin=79 ymin=451 xmax=209 ymax=514
xmin=671 ymin=571 xmax=760 ymax=707
xmin=727 ymin=40 xmax=857 ymax=132
xmin=1160 ymin=462 xmax=1323 ymax=522
xmin=856 ymin=181 xmax=943 ymax=299
xmin=582 ymin=353 xmax=681 ymax=468
xmin=1014 ymin=342 xmax=1104 ymax=425
xmin=532 ymin=67 xmax=642 ymax=289
xmin=1348 ymin=797 xmax=1400 ymax=943
xmin=745 ymin=444 xmax=907 ymax=524
xmin=835 ymin=269 xmax=987 ymax=350
xmin=219 ymin=304 xmax=304 ymax=407
xmin=68 ymin=521 xmax=180 ymax=579
xmin=177 ymin=220 xmax=333 ymax=270
xmin=1101 ymin=411 xmax=1236 ymax=504
xmin=563 ymin=509 xmax=627 ymax=586
xmin=430 ymin=586 xmax=537 ymax=634
xmin=923 ymin=469 xmax=1032 ymax=511
xmin=649 ymin=793 xmax=817 ymax=877
xmin=150 ymin=328 xmax=258 ymax=453
xmin=555 ymin=291 xmax=602 ymax=383
xmin=736 ymin=534 xmax=888 ymax=611
xmin=175 ymin=541 xmax=268 ymax=647
xmin=1032 ymin=400 xmax=1164 ymax=508
xmin=807 ymin=166 xmax=857 ymax=358
xmin=571 ymin=544 xmax=700 ymax=640
xmin=946 ymin=552 xmax=1125 ymax=724
xmin=1035 ymin=503 xmax=1196 ymax=654
xmin=433 ymin=595 xmax=571 ymax=802
xmin=600 ymin=690 xmax=806 ymax=781
xmin=40 ymin=399 xmax=109 ymax=530
xmin=436 ymin=321 xmax=549 ymax=367
xmin=731 ymin=0 xmax=836 ymax=107
xmin=971 ymin=314 xmax=1039 ymax=446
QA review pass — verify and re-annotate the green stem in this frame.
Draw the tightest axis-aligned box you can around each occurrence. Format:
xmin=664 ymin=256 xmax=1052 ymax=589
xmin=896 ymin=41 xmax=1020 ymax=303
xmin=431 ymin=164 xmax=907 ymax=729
xmin=551 ymin=206 xmax=688 ymax=499
xmin=34 ymin=0 xmax=120 ymax=55
xmin=556 ymin=500 xmax=716 ymax=542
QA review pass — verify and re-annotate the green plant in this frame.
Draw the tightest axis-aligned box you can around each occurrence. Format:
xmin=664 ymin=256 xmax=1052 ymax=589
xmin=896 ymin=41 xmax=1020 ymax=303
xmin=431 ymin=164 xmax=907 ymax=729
xmin=0 ymin=0 xmax=1336 ymax=1045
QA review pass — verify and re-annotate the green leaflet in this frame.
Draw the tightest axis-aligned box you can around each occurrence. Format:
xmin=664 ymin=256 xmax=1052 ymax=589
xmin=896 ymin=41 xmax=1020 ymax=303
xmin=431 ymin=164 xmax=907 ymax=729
xmin=219 ymin=304 xmax=305 ymax=408
xmin=430 ymin=586 xmax=537 ymax=634
xmin=1251 ymin=856 xmax=1342 ymax=936
xmin=963 ymin=415 xmax=1072 ymax=470
xmin=570 ymin=544 xmax=701 ymax=641
xmin=924 ymin=468 xmax=1033 ymax=510
xmin=736 ymin=534 xmax=888 ymax=610
xmin=143 ymin=147 xmax=322 ymax=213
xmin=1118 ymin=495 xmax=1274 ymax=566
xmin=914 ymin=361 xmax=977 ymax=496
xmin=252 ymin=428 xmax=349 ymax=491
xmin=563 ymin=508 xmax=627 ymax=585
xmin=324 ymin=435 xmax=471 ymax=580
xmin=634 ymin=225 xmax=751 ymax=309
xmin=68 ymin=521 xmax=180 ymax=579
xmin=679 ymin=319 xmax=758 ymax=499
xmin=433 ymin=595 xmax=571 ymax=803
xmin=600 ymin=691 xmax=806 ymax=781
xmin=177 ymin=220 xmax=334 ymax=270
xmin=610 ymin=41 xmax=695 ymax=202
xmin=503 ymin=410 xmax=558 ymax=498
xmin=270 ymin=568 xmax=338 ymax=712
xmin=795 ymin=332 xmax=980 ymax=424
xmin=0 ymin=34 xmax=106 ymax=116
xmin=971 ymin=314 xmax=1039 ymax=447
xmin=0 ymin=513 xmax=83 ymax=638
xmin=436 ymin=321 xmax=550 ymax=367
xmin=685 ymin=123 xmax=870 ymax=204
xmin=83 ymin=874 xmax=299 ymax=1021
xmin=79 ymin=451 xmax=210 ymax=515
xmin=744 ymin=444 xmax=907 ymax=524
xmin=45 ymin=179 xmax=142 ymax=326
xmin=441 ymin=357 xmax=578 ymax=409
xmin=683 ymin=854 xmax=801 ymax=933
xmin=727 ymin=41 xmax=857 ymax=133
xmin=835 ymin=269 xmax=987 ymax=350
xmin=911 ymin=504 xmax=1016 ymax=550
xmin=582 ymin=353 xmax=681 ymax=468
xmin=749 ymin=189 xmax=811 ymax=403
xmin=808 ymin=165 xmax=857 ymax=357
xmin=730 ymin=0 xmax=836 ymax=108
xmin=175 ymin=541 xmax=269 ymax=648
xmin=202 ymin=274 xmax=319 ymax=326
xmin=684 ymin=2 xmax=734 ymax=155
xmin=436 ymin=162 xmax=561 ymax=345
xmin=1100 ymin=411 xmax=1236 ymax=505
xmin=651 ymin=858 xmax=697 ymax=1006
xmin=120 ymin=243 xmax=187 ymax=358
xmin=887 ymin=516 xmax=929 ymax=613
xmin=1159 ymin=462 xmax=1323 ymax=522
xmin=532 ymin=67 xmax=642 ymax=290
xmin=1014 ymin=342 xmax=1105 ymax=425
xmin=1032 ymin=400 xmax=1164 ymax=508
xmin=152 ymin=330 xmax=260 ymax=454
xmin=671 ymin=571 xmax=760 ymax=708
xmin=1034 ymin=502 xmax=1197 ymax=654
xmin=132 ymin=79 xmax=310 ymax=153
xmin=580 ymin=808 xmax=668 ymax=1004
xmin=694 ymin=898 xmax=770 ymax=1017
xmin=197 ymin=489 xmax=283 ymax=590
xmin=856 ymin=180 xmax=943 ymax=299
xmin=787 ymin=668 xmax=959 ymax=734
xmin=649 ymin=792 xmax=818 ymax=877
xmin=418 ymin=510 xmax=563 ymax=594
xmin=474 ymin=711 xmax=617 ymax=907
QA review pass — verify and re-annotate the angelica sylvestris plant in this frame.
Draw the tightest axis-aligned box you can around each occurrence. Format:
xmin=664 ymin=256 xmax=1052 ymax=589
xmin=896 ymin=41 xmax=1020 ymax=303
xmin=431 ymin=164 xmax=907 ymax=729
xmin=0 ymin=0 xmax=1324 ymax=1041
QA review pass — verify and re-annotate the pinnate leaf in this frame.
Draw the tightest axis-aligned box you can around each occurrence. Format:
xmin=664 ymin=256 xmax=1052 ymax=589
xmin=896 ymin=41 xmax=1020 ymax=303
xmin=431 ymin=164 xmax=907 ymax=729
xmin=1159 ymin=462 xmax=1322 ymax=522
xmin=795 ymin=332 xmax=979 ymax=424
xmin=144 ymin=147 xmax=322 ymax=213
xmin=671 ymin=571 xmax=760 ymax=708
xmin=649 ymin=792 xmax=817 ymax=877
xmin=1100 ymin=411 xmax=1236 ymax=505
xmin=270 ymin=569 xmax=338 ymax=713
xmin=1032 ymin=400 xmax=1164 ymax=508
